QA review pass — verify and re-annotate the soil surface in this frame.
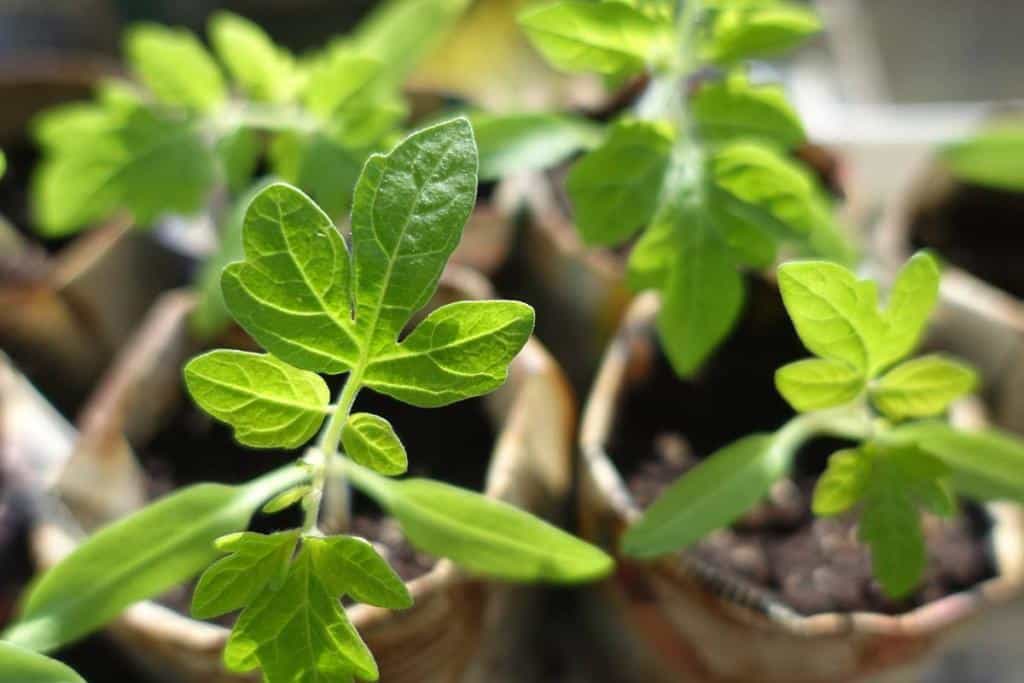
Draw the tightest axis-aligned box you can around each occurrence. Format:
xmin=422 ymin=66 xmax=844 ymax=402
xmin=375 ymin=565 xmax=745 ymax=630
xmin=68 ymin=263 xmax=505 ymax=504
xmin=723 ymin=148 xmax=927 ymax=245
xmin=911 ymin=182 xmax=1024 ymax=298
xmin=612 ymin=277 xmax=997 ymax=616
xmin=146 ymin=385 xmax=496 ymax=622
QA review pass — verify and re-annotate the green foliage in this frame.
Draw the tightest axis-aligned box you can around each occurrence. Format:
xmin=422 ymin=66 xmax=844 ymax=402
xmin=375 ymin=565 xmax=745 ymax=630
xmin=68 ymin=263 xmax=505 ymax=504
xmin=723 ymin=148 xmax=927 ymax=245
xmin=621 ymin=434 xmax=785 ymax=557
xmin=693 ymin=72 xmax=804 ymax=147
xmin=518 ymin=1 xmax=672 ymax=76
xmin=342 ymin=413 xmax=407 ymax=475
xmin=471 ymin=112 xmax=601 ymax=182
xmin=941 ymin=122 xmax=1024 ymax=191
xmin=703 ymin=1 xmax=821 ymax=65
xmin=624 ymin=252 xmax=1024 ymax=599
xmin=518 ymin=0 xmax=841 ymax=377
xmin=0 ymin=642 xmax=85 ymax=683
xmin=31 ymin=9 xmax=409 ymax=237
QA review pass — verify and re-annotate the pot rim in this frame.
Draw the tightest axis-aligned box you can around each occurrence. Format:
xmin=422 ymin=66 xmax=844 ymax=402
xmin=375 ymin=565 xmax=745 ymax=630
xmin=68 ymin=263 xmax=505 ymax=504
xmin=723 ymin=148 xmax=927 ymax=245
xmin=18 ymin=264 xmax=576 ymax=667
xmin=579 ymin=289 xmax=1024 ymax=640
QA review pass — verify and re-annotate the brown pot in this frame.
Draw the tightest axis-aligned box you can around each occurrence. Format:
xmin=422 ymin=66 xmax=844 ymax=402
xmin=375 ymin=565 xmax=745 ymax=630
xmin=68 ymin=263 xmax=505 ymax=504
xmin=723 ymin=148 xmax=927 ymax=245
xmin=577 ymin=291 xmax=1024 ymax=682
xmin=874 ymin=158 xmax=1024 ymax=434
xmin=5 ymin=265 xmax=576 ymax=683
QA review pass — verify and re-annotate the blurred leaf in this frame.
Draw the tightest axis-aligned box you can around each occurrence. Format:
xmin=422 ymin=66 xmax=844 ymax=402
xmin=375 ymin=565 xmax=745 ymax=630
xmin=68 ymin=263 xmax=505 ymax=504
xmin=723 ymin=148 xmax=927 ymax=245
xmin=209 ymin=11 xmax=301 ymax=103
xmin=567 ymin=119 xmax=673 ymax=245
xmin=704 ymin=2 xmax=821 ymax=65
xmin=775 ymin=358 xmax=864 ymax=412
xmin=622 ymin=434 xmax=786 ymax=557
xmin=471 ymin=111 xmax=601 ymax=181
xmin=0 ymin=642 xmax=85 ymax=683
xmin=693 ymin=72 xmax=804 ymax=147
xmin=871 ymin=355 xmax=978 ymax=420
xmin=216 ymin=126 xmax=261 ymax=193
xmin=812 ymin=448 xmax=870 ymax=516
xmin=877 ymin=251 xmax=941 ymax=370
xmin=519 ymin=0 xmax=670 ymax=75
xmin=125 ymin=23 xmax=226 ymax=111
xmin=942 ymin=124 xmax=1024 ymax=191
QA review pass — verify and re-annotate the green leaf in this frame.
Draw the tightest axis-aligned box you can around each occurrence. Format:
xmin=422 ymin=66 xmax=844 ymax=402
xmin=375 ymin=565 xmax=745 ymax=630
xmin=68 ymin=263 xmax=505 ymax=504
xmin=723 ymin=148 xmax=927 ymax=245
xmin=124 ymin=23 xmax=226 ymax=111
xmin=888 ymin=423 xmax=1024 ymax=503
xmin=224 ymin=544 xmax=377 ymax=682
xmin=775 ymin=358 xmax=864 ymax=412
xmin=622 ymin=434 xmax=788 ymax=557
xmin=0 ymin=150 xmax=6 ymax=180
xmin=1 ymin=467 xmax=306 ymax=652
xmin=857 ymin=446 xmax=952 ymax=597
xmin=209 ymin=11 xmax=300 ymax=103
xmin=342 ymin=413 xmax=408 ymax=475
xmin=812 ymin=448 xmax=870 ymax=516
xmin=567 ymin=119 xmax=673 ymax=246
xmin=191 ymin=531 xmax=299 ymax=619
xmin=303 ymin=50 xmax=385 ymax=121
xmin=626 ymin=213 xmax=679 ymax=291
xmin=268 ymin=130 xmax=367 ymax=221
xmin=0 ymin=642 xmax=85 ymax=683
xmin=657 ymin=218 xmax=745 ymax=377
xmin=777 ymin=260 xmax=885 ymax=373
xmin=877 ymin=251 xmax=941 ymax=370
xmin=350 ymin=118 xmax=478 ymax=352
xmin=518 ymin=1 xmax=669 ymax=75
xmin=348 ymin=466 xmax=612 ymax=583
xmin=859 ymin=465 xmax=925 ymax=598
xmin=184 ymin=350 xmax=330 ymax=449
xmin=941 ymin=123 xmax=1024 ymax=191
xmin=216 ymin=126 xmax=261 ymax=194
xmin=33 ymin=103 xmax=215 ymax=236
xmin=262 ymin=485 xmax=313 ymax=514
xmin=222 ymin=182 xmax=361 ymax=374
xmin=470 ymin=112 xmax=601 ymax=182
xmin=693 ymin=73 xmax=804 ymax=147
xmin=364 ymin=300 xmax=535 ymax=407
xmin=309 ymin=536 xmax=412 ymax=609
xmin=871 ymin=355 xmax=978 ymax=420
xmin=705 ymin=3 xmax=821 ymax=65
xmin=709 ymin=141 xmax=832 ymax=239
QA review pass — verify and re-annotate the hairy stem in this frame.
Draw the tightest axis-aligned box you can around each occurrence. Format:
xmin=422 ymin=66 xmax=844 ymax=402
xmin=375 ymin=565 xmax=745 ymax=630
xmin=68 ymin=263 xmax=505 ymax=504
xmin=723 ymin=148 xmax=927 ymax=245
xmin=303 ymin=367 xmax=363 ymax=536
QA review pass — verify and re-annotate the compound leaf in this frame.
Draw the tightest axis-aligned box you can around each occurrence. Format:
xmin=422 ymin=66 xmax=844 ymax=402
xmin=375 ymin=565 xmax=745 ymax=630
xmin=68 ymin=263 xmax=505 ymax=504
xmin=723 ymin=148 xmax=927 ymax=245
xmin=341 ymin=413 xmax=408 ymax=475
xmin=567 ymin=119 xmax=673 ymax=246
xmin=184 ymin=350 xmax=330 ymax=449
xmin=224 ymin=544 xmax=377 ymax=682
xmin=518 ymin=1 xmax=669 ymax=75
xmin=775 ymin=358 xmax=864 ymax=412
xmin=125 ymin=23 xmax=226 ymax=112
xmin=871 ymin=355 xmax=978 ymax=420
xmin=192 ymin=531 xmax=299 ymax=619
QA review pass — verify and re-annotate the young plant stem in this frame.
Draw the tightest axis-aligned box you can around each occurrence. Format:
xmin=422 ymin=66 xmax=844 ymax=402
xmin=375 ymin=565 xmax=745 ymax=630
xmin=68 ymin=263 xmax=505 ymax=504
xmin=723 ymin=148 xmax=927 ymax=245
xmin=303 ymin=367 xmax=364 ymax=536
xmin=772 ymin=403 xmax=875 ymax=463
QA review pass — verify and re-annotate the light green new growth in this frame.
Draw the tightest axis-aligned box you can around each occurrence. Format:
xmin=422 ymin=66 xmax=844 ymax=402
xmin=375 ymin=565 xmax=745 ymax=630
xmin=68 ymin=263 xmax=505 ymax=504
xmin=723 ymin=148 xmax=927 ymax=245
xmin=4 ymin=119 xmax=612 ymax=683
xmin=941 ymin=120 xmax=1024 ymax=192
xmin=624 ymin=252 xmax=1024 ymax=599
xmin=511 ymin=0 xmax=844 ymax=376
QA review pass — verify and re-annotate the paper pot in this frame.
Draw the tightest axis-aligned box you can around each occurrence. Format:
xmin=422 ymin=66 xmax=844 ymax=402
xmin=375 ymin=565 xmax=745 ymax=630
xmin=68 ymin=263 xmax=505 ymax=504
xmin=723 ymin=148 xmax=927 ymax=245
xmin=5 ymin=265 xmax=576 ymax=683
xmin=577 ymin=291 xmax=1024 ymax=683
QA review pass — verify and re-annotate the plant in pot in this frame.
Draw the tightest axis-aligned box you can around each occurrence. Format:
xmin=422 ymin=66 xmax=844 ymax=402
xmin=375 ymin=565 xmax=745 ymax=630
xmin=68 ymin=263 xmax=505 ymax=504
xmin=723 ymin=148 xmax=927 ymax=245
xmin=0 ymin=119 xmax=613 ymax=682
xmin=579 ymin=251 xmax=1024 ymax=681
xmin=876 ymin=118 xmax=1024 ymax=433
xmin=462 ymin=0 xmax=851 ymax=387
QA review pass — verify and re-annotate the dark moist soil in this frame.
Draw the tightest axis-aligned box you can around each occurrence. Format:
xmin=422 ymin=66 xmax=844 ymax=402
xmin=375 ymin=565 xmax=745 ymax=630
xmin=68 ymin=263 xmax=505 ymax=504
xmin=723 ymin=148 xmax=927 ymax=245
xmin=147 ymin=385 xmax=495 ymax=623
xmin=612 ymin=277 xmax=997 ymax=616
xmin=911 ymin=182 xmax=1024 ymax=298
